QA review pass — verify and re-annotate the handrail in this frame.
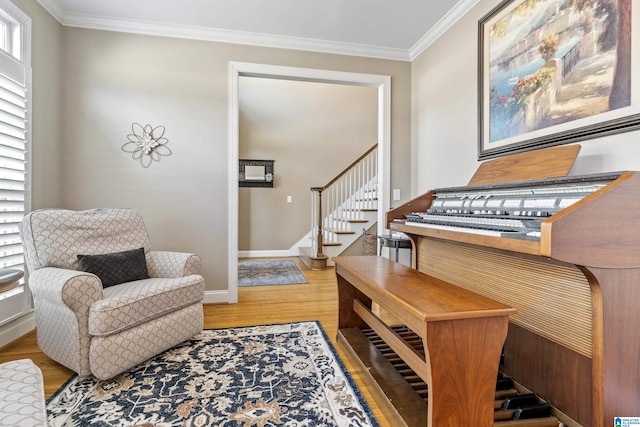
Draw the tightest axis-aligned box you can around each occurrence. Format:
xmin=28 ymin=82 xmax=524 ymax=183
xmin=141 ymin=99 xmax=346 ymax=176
xmin=308 ymin=145 xmax=378 ymax=261
xmin=318 ymin=144 xmax=377 ymax=191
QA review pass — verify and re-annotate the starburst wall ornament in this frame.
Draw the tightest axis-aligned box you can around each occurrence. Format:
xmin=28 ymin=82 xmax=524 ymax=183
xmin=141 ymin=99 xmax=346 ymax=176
xmin=122 ymin=123 xmax=172 ymax=168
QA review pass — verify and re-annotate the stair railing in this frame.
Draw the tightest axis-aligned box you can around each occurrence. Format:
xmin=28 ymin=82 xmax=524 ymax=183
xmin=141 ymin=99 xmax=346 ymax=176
xmin=310 ymin=145 xmax=378 ymax=259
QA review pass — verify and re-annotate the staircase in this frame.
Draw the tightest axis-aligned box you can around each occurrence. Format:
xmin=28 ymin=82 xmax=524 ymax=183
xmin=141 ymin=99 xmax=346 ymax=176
xmin=299 ymin=145 xmax=378 ymax=270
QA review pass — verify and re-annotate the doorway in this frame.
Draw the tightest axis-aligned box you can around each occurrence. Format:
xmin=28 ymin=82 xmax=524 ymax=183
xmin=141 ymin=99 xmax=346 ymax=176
xmin=229 ymin=62 xmax=391 ymax=303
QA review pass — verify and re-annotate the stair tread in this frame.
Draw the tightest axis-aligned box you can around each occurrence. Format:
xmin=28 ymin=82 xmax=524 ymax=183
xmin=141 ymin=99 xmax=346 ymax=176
xmin=324 ymin=228 xmax=356 ymax=234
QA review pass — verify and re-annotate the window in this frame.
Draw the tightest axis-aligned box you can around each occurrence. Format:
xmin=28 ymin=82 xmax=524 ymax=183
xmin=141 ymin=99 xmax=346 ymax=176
xmin=0 ymin=0 xmax=30 ymax=333
xmin=0 ymin=0 xmax=30 ymax=276
xmin=0 ymin=1 xmax=26 ymax=62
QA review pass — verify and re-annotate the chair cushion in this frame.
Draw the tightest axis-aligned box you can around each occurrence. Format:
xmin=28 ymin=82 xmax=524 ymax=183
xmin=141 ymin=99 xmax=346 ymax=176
xmin=88 ymin=275 xmax=204 ymax=336
xmin=78 ymin=248 xmax=149 ymax=288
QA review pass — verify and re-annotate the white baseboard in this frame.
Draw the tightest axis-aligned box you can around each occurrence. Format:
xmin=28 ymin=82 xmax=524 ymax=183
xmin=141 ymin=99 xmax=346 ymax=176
xmin=0 ymin=312 xmax=35 ymax=349
xmin=238 ymin=249 xmax=298 ymax=258
xmin=203 ymin=290 xmax=232 ymax=304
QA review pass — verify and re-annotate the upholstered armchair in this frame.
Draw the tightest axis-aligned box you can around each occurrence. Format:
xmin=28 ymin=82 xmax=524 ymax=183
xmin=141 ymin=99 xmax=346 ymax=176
xmin=19 ymin=208 xmax=205 ymax=380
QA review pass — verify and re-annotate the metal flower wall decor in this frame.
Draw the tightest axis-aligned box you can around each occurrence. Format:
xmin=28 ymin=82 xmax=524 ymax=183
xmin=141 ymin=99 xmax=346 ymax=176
xmin=122 ymin=123 xmax=172 ymax=168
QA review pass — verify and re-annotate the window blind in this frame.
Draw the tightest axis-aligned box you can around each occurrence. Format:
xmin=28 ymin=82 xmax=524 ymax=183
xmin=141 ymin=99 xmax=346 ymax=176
xmin=0 ymin=49 xmax=27 ymax=271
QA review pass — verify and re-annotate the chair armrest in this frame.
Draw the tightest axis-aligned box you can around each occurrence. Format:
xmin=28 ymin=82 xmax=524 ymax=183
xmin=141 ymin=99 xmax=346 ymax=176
xmin=29 ymin=267 xmax=103 ymax=311
xmin=146 ymin=251 xmax=201 ymax=278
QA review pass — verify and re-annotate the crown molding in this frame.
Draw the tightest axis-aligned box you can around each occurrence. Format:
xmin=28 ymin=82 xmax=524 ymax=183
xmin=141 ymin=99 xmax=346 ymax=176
xmin=36 ymin=0 xmax=65 ymax=23
xmin=36 ymin=0 xmax=478 ymax=62
xmin=62 ymin=12 xmax=413 ymax=61
xmin=409 ymin=0 xmax=480 ymax=61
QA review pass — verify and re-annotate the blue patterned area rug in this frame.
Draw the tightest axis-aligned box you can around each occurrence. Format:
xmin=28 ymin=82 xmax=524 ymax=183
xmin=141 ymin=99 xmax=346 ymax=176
xmin=238 ymin=260 xmax=308 ymax=287
xmin=46 ymin=321 xmax=379 ymax=427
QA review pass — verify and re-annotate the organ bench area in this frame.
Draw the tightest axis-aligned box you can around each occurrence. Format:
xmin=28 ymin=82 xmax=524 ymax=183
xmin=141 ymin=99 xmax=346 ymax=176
xmin=334 ymin=145 xmax=640 ymax=427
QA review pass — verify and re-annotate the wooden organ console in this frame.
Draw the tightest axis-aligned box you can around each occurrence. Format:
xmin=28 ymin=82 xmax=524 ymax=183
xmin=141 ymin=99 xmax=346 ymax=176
xmin=336 ymin=144 xmax=640 ymax=427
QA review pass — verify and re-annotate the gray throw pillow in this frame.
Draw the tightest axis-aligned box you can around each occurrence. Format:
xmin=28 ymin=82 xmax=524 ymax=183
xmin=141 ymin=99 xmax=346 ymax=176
xmin=77 ymin=247 xmax=149 ymax=288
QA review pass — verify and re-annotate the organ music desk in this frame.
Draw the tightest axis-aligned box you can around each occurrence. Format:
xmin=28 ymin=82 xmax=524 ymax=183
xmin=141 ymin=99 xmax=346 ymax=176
xmin=336 ymin=145 xmax=640 ymax=427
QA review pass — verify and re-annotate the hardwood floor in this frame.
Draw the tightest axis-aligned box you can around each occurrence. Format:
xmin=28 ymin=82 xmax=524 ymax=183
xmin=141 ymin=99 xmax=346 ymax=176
xmin=0 ymin=257 xmax=395 ymax=426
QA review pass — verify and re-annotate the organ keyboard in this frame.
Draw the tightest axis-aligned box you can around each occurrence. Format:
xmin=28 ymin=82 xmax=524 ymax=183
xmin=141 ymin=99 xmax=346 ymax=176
xmin=395 ymin=172 xmax=618 ymax=241
xmin=378 ymin=145 xmax=640 ymax=427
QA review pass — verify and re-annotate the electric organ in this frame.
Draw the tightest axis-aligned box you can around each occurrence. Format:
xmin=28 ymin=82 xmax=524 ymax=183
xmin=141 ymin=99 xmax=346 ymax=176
xmin=337 ymin=144 xmax=640 ymax=427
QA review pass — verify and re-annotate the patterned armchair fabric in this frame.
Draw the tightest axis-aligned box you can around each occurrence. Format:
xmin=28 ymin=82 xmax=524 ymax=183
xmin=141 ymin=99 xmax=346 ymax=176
xmin=20 ymin=208 xmax=205 ymax=380
xmin=0 ymin=359 xmax=46 ymax=427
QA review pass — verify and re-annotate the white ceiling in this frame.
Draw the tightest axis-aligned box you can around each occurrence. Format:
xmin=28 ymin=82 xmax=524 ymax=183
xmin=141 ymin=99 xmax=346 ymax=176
xmin=36 ymin=0 xmax=479 ymax=61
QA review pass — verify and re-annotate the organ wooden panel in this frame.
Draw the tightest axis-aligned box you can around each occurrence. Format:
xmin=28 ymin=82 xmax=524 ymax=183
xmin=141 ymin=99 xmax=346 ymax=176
xmin=418 ymin=239 xmax=592 ymax=358
xmin=417 ymin=238 xmax=593 ymax=425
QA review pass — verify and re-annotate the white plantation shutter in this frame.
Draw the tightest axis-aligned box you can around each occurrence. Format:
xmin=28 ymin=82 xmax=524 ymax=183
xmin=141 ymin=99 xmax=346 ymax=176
xmin=0 ymin=1 xmax=30 ymax=338
xmin=0 ymin=47 xmax=27 ymax=271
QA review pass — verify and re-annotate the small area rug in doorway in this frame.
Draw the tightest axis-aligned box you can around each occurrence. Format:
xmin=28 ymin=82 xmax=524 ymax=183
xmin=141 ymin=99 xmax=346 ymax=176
xmin=238 ymin=259 xmax=308 ymax=286
xmin=46 ymin=321 xmax=378 ymax=427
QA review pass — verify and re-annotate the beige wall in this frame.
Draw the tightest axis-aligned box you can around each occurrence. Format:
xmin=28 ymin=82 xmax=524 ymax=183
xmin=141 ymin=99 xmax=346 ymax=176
xmin=60 ymin=28 xmax=412 ymax=292
xmin=238 ymin=77 xmax=377 ymax=251
xmin=412 ymin=0 xmax=640 ymax=195
xmin=14 ymin=0 xmax=63 ymax=210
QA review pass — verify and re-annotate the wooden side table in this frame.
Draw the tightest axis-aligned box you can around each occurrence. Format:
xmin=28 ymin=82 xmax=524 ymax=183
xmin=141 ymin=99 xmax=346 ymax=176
xmin=378 ymin=234 xmax=412 ymax=267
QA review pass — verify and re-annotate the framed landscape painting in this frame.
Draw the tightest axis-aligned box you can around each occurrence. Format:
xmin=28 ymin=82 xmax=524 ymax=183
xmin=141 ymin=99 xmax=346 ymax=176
xmin=478 ymin=0 xmax=639 ymax=159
